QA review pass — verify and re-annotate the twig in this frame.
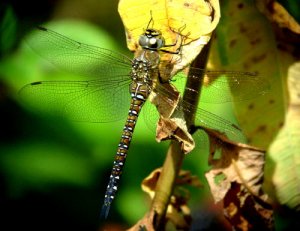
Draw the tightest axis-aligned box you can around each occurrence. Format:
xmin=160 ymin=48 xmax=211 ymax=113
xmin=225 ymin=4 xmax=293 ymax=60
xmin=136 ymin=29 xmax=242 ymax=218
xmin=151 ymin=38 xmax=213 ymax=230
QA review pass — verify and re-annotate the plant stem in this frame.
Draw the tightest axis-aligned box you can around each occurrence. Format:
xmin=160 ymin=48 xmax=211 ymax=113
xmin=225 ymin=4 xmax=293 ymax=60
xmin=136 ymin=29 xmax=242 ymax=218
xmin=152 ymin=140 xmax=184 ymax=229
xmin=151 ymin=38 xmax=213 ymax=230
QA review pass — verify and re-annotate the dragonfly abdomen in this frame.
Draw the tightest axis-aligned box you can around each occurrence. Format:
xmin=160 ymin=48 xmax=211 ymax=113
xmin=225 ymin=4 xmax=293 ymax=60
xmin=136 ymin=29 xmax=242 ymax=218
xmin=101 ymin=81 xmax=151 ymax=218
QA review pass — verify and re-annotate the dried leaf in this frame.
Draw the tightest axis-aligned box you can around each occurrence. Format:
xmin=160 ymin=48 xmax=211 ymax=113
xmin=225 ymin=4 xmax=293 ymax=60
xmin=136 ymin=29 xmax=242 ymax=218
xmin=129 ymin=168 xmax=201 ymax=230
xmin=149 ymin=80 xmax=196 ymax=153
xmin=156 ymin=117 xmax=195 ymax=153
xmin=204 ymin=128 xmax=274 ymax=230
xmin=204 ymin=128 xmax=268 ymax=203
xmin=223 ymin=182 xmax=274 ymax=231
xmin=256 ymin=0 xmax=300 ymax=34
xmin=267 ymin=62 xmax=300 ymax=210
xmin=149 ymin=82 xmax=180 ymax=119
xmin=142 ymin=168 xmax=202 ymax=195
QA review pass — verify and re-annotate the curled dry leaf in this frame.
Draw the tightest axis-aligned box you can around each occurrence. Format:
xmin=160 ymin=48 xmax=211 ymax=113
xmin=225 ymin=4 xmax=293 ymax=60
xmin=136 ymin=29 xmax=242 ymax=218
xmin=127 ymin=168 xmax=201 ymax=231
xmin=118 ymin=0 xmax=220 ymax=75
xmin=223 ymin=182 xmax=274 ymax=231
xmin=156 ymin=117 xmax=195 ymax=154
xmin=149 ymin=81 xmax=195 ymax=153
xmin=148 ymin=82 xmax=180 ymax=119
xmin=141 ymin=168 xmax=202 ymax=196
xmin=267 ymin=62 xmax=300 ymax=210
xmin=203 ymin=128 xmax=274 ymax=230
xmin=256 ymin=0 xmax=300 ymax=34
xmin=204 ymin=128 xmax=268 ymax=203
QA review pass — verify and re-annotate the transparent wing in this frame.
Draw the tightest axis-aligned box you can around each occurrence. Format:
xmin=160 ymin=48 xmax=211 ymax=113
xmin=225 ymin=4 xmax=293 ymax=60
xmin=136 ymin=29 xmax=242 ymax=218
xmin=143 ymin=82 xmax=244 ymax=142
xmin=20 ymin=27 xmax=135 ymax=122
xmin=173 ymin=69 xmax=270 ymax=103
xmin=26 ymin=26 xmax=132 ymax=79
xmin=19 ymin=78 xmax=131 ymax=122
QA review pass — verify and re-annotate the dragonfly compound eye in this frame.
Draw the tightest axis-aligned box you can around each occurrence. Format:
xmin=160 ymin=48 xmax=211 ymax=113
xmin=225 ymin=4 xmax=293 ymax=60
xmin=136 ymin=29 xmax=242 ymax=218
xmin=138 ymin=35 xmax=148 ymax=48
xmin=139 ymin=29 xmax=165 ymax=50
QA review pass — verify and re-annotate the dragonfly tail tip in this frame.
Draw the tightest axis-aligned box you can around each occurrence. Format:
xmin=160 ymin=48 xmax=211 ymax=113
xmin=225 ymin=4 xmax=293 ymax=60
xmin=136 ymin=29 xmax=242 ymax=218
xmin=100 ymin=203 xmax=111 ymax=220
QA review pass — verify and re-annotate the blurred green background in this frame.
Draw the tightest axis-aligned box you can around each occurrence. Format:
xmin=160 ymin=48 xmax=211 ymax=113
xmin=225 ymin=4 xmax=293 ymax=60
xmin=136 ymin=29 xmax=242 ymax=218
xmin=0 ymin=1 xmax=219 ymax=230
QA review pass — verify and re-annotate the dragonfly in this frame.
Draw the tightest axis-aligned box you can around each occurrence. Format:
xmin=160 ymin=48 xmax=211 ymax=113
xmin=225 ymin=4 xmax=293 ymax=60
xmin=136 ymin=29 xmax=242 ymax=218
xmin=19 ymin=26 xmax=269 ymax=219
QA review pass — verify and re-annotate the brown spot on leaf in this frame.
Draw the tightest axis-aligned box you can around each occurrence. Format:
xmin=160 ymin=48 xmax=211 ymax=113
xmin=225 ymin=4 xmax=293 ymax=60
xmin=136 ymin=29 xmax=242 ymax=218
xmin=257 ymin=125 xmax=267 ymax=132
xmin=229 ymin=39 xmax=237 ymax=48
xmin=184 ymin=2 xmax=190 ymax=7
xmin=237 ymin=3 xmax=244 ymax=9
xmin=239 ymin=23 xmax=247 ymax=33
xmin=250 ymin=37 xmax=262 ymax=46
xmin=278 ymin=121 xmax=284 ymax=128
xmin=251 ymin=54 xmax=267 ymax=63
xmin=269 ymin=99 xmax=275 ymax=104
xmin=248 ymin=103 xmax=254 ymax=110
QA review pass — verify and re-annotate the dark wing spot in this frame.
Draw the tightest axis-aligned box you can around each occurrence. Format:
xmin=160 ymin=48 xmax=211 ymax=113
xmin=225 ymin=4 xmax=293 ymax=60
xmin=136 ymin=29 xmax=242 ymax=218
xmin=36 ymin=26 xmax=47 ymax=31
xmin=30 ymin=81 xmax=42 ymax=86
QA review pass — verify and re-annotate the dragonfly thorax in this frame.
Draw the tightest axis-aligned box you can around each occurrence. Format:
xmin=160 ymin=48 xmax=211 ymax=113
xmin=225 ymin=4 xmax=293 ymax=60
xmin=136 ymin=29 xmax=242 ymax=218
xmin=131 ymin=58 xmax=153 ymax=84
xmin=139 ymin=29 xmax=165 ymax=50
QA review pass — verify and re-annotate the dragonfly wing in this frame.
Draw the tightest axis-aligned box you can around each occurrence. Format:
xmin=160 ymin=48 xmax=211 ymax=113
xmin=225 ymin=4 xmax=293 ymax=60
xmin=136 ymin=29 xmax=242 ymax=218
xmin=19 ymin=78 xmax=131 ymax=122
xmin=26 ymin=26 xmax=132 ymax=79
xmin=173 ymin=69 xmax=270 ymax=103
xmin=152 ymin=82 xmax=244 ymax=142
xmin=142 ymin=100 xmax=159 ymax=133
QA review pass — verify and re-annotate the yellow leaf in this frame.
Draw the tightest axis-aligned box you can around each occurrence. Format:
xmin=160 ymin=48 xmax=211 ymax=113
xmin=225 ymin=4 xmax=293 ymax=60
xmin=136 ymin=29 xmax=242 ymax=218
xmin=118 ymin=0 xmax=220 ymax=73
xmin=267 ymin=62 xmax=300 ymax=210
xmin=208 ymin=0 xmax=286 ymax=148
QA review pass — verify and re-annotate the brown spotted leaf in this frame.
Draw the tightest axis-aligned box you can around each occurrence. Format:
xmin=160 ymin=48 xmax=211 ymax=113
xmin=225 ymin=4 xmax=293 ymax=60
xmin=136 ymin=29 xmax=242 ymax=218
xmin=208 ymin=0 xmax=286 ymax=149
xmin=256 ymin=0 xmax=300 ymax=34
xmin=203 ymin=128 xmax=274 ymax=230
xmin=204 ymin=128 xmax=268 ymax=203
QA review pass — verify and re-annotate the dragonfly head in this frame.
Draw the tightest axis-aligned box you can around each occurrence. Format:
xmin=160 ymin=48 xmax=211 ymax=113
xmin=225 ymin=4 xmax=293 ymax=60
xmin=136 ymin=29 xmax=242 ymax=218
xmin=139 ymin=29 xmax=165 ymax=51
